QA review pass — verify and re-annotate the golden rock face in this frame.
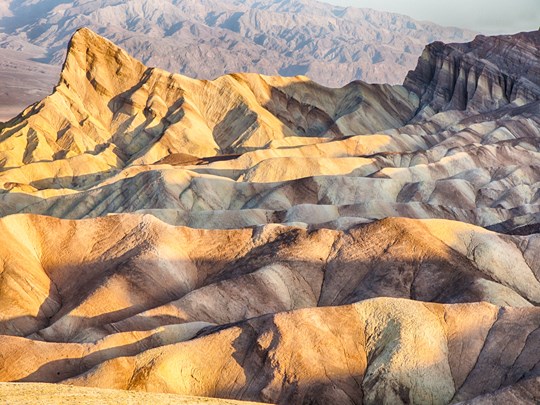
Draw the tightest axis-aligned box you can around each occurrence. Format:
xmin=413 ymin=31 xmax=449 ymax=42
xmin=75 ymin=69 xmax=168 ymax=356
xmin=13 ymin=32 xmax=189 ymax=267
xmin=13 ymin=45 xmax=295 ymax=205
xmin=0 ymin=0 xmax=477 ymax=121
xmin=1 ymin=28 xmax=419 ymax=165
xmin=0 ymin=29 xmax=538 ymax=405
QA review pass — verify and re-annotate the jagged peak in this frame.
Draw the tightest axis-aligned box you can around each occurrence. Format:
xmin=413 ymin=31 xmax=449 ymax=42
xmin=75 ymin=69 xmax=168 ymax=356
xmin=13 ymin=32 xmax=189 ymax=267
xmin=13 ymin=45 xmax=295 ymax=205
xmin=404 ymin=30 xmax=540 ymax=119
xmin=0 ymin=25 xmax=420 ymax=172
xmin=58 ymin=27 xmax=146 ymax=91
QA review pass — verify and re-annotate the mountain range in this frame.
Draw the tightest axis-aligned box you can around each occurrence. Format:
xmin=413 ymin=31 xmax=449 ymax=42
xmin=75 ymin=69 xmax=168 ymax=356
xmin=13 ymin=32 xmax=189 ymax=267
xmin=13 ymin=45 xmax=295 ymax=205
xmin=0 ymin=0 xmax=475 ymax=120
xmin=0 ymin=22 xmax=538 ymax=405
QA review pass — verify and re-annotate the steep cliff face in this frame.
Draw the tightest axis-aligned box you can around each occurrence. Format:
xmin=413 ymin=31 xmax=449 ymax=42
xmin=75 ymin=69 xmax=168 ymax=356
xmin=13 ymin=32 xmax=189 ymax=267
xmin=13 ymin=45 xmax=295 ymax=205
xmin=405 ymin=31 xmax=540 ymax=118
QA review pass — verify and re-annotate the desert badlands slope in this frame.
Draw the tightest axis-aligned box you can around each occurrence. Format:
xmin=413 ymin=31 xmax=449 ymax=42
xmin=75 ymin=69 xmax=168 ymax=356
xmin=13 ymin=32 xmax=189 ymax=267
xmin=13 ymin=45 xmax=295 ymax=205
xmin=0 ymin=0 xmax=475 ymax=119
xmin=0 ymin=28 xmax=539 ymax=404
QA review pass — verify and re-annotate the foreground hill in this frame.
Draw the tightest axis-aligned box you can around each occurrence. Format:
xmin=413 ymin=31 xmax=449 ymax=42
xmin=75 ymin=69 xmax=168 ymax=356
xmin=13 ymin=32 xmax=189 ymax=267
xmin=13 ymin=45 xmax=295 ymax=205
xmin=0 ymin=28 xmax=538 ymax=404
xmin=0 ymin=0 xmax=475 ymax=120
xmin=0 ymin=214 xmax=538 ymax=404
xmin=0 ymin=222 xmax=538 ymax=404
xmin=0 ymin=383 xmax=264 ymax=404
xmin=0 ymin=214 xmax=537 ymax=340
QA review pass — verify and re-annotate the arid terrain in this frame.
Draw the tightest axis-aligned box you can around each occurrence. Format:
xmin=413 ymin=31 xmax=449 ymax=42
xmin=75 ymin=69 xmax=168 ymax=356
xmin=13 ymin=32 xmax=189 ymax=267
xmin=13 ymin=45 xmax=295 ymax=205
xmin=0 ymin=0 xmax=475 ymax=121
xmin=0 ymin=24 xmax=538 ymax=405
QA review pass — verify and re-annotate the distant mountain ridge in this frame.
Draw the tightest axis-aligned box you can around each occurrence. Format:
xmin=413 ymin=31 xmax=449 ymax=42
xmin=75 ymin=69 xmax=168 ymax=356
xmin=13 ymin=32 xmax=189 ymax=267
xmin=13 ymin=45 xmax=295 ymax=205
xmin=0 ymin=0 xmax=475 ymax=120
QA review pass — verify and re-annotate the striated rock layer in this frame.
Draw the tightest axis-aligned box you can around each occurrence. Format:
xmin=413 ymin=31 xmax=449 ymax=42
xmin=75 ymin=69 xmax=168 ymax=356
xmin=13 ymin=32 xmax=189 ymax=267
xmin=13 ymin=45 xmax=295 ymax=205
xmin=404 ymin=31 xmax=540 ymax=118
xmin=0 ymin=28 xmax=538 ymax=405
xmin=0 ymin=214 xmax=538 ymax=404
xmin=0 ymin=29 xmax=538 ymax=234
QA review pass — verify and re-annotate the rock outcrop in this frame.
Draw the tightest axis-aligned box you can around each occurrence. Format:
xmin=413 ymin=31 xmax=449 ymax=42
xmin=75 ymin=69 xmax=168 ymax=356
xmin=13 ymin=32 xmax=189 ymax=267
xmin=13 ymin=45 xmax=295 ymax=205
xmin=404 ymin=31 xmax=540 ymax=118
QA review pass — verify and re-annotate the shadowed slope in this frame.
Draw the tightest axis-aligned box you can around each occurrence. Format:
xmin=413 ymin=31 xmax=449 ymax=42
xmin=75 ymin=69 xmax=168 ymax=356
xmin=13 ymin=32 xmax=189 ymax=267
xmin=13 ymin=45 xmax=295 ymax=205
xmin=0 ymin=214 xmax=536 ymax=342
xmin=1 ymin=296 xmax=538 ymax=405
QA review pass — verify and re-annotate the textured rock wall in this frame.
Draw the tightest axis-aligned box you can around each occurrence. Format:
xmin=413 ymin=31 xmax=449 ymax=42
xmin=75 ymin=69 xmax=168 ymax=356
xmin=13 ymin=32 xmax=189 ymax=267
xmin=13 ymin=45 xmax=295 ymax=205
xmin=404 ymin=31 xmax=540 ymax=118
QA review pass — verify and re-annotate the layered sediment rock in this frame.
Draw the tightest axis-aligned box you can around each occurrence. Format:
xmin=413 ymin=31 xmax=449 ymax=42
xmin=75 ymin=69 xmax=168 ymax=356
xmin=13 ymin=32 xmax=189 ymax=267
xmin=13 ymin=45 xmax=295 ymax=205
xmin=404 ymin=31 xmax=540 ymax=118
xmin=0 ymin=30 xmax=538 ymax=234
xmin=0 ymin=29 xmax=538 ymax=404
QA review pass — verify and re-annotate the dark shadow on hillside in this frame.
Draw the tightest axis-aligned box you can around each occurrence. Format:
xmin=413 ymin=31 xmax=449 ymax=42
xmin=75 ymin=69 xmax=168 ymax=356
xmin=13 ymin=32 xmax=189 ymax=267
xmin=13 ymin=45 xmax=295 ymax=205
xmin=0 ymin=192 xmax=45 ymax=216
xmin=212 ymin=105 xmax=259 ymax=153
xmin=0 ymin=217 xmax=537 ymax=402
xmin=106 ymin=77 xmax=187 ymax=163
xmin=154 ymin=153 xmax=241 ymax=166
xmin=258 ymin=79 xmax=417 ymax=143
xmin=27 ymin=172 xmax=117 ymax=191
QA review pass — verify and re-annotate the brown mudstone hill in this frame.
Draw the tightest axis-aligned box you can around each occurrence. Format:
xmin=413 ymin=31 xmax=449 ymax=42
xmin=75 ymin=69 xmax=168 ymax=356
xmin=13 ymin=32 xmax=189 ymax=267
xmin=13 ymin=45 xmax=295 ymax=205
xmin=0 ymin=214 xmax=537 ymax=404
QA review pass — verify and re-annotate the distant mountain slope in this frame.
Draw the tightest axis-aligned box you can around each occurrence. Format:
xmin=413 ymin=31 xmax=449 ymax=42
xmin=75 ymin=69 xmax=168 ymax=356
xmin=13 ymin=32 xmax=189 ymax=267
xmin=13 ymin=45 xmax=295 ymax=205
xmin=0 ymin=0 xmax=475 ymax=120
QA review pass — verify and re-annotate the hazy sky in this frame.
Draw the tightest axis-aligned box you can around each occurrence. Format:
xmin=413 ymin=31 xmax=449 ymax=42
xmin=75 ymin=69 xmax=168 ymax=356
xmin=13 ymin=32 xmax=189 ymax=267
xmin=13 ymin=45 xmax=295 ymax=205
xmin=320 ymin=0 xmax=540 ymax=34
